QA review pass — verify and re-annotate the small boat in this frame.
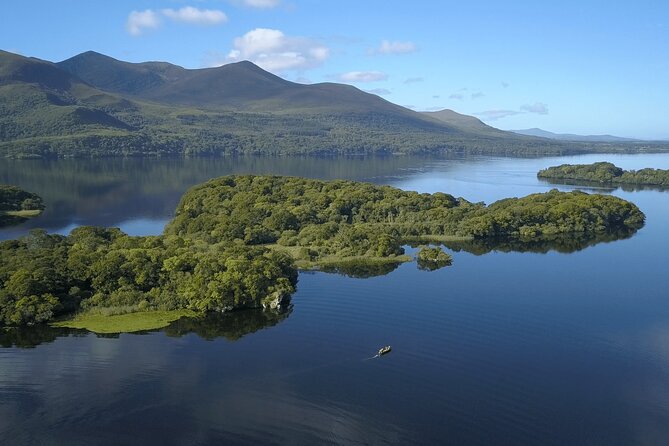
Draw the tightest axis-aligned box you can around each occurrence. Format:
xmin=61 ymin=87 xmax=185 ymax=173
xmin=378 ymin=346 xmax=392 ymax=356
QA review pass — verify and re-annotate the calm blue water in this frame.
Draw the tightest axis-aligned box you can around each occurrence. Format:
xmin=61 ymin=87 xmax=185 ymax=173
xmin=1 ymin=153 xmax=669 ymax=445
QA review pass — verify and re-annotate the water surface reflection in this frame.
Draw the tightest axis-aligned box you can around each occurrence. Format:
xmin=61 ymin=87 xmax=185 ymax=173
xmin=2 ymin=153 xmax=669 ymax=445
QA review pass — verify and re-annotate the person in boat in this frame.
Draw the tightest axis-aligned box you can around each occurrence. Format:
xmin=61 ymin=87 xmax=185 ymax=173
xmin=378 ymin=346 xmax=392 ymax=356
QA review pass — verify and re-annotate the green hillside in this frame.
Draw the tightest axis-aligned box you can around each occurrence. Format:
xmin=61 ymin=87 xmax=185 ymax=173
xmin=1 ymin=49 xmax=666 ymax=158
xmin=58 ymin=51 xmax=437 ymax=114
xmin=0 ymin=50 xmax=136 ymax=139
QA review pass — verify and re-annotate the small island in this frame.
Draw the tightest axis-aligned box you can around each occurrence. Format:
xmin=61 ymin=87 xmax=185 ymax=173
xmin=416 ymin=246 xmax=453 ymax=271
xmin=538 ymin=162 xmax=669 ymax=187
xmin=0 ymin=185 xmax=45 ymax=227
xmin=0 ymin=175 xmax=645 ymax=331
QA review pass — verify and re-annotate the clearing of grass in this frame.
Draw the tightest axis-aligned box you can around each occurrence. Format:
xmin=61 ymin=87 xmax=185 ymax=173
xmin=51 ymin=309 xmax=199 ymax=334
xmin=267 ymin=243 xmax=412 ymax=269
xmin=3 ymin=209 xmax=42 ymax=217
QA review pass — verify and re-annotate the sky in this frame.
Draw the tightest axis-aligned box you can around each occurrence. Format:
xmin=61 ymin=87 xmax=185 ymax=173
xmin=2 ymin=0 xmax=668 ymax=139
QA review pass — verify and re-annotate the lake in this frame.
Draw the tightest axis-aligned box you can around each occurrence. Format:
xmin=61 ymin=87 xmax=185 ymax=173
xmin=1 ymin=153 xmax=669 ymax=445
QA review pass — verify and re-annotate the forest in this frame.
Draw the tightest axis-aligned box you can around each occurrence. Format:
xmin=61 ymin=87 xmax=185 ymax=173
xmin=168 ymin=175 xmax=645 ymax=251
xmin=416 ymin=246 xmax=453 ymax=271
xmin=0 ymin=185 xmax=44 ymax=212
xmin=0 ymin=175 xmax=645 ymax=327
xmin=0 ymin=227 xmax=296 ymax=327
xmin=538 ymin=162 xmax=669 ymax=186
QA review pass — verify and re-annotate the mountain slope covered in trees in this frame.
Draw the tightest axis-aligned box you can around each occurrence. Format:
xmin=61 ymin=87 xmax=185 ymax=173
xmin=2 ymin=49 xmax=667 ymax=158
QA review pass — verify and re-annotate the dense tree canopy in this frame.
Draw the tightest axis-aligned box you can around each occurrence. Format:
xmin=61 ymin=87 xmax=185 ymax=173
xmin=538 ymin=162 xmax=669 ymax=187
xmin=0 ymin=174 xmax=646 ymax=327
xmin=168 ymin=175 xmax=645 ymax=256
xmin=0 ymin=185 xmax=44 ymax=212
xmin=0 ymin=228 xmax=296 ymax=326
xmin=417 ymin=246 xmax=453 ymax=271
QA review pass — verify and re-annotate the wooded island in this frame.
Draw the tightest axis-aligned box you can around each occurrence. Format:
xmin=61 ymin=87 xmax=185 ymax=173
xmin=0 ymin=175 xmax=645 ymax=329
xmin=0 ymin=185 xmax=44 ymax=227
xmin=538 ymin=162 xmax=669 ymax=187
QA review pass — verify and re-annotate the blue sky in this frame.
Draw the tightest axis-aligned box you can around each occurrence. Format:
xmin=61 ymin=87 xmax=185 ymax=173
xmin=2 ymin=0 xmax=668 ymax=139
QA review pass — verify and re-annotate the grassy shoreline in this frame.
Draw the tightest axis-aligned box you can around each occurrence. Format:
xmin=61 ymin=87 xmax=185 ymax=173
xmin=301 ymin=254 xmax=413 ymax=269
xmin=267 ymin=243 xmax=414 ymax=269
xmin=2 ymin=209 xmax=42 ymax=217
xmin=51 ymin=309 xmax=199 ymax=334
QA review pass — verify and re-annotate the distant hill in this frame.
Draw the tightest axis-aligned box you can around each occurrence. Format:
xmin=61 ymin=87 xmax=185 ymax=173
xmin=1 ymin=49 xmax=666 ymax=158
xmin=422 ymin=109 xmax=511 ymax=137
xmin=510 ymin=128 xmax=638 ymax=143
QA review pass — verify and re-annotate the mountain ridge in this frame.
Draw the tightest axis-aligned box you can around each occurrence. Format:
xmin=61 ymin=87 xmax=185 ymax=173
xmin=56 ymin=51 xmax=442 ymax=118
xmin=1 ymin=49 xmax=666 ymax=158
xmin=510 ymin=127 xmax=639 ymax=142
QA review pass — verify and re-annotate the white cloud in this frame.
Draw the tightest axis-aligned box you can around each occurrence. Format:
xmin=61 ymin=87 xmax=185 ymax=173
xmin=449 ymin=93 xmax=464 ymax=100
xmin=162 ymin=7 xmax=227 ymax=25
xmin=221 ymin=28 xmax=329 ymax=72
xmin=520 ymin=102 xmax=549 ymax=114
xmin=471 ymin=92 xmax=485 ymax=99
xmin=404 ymin=77 xmax=423 ymax=84
xmin=127 ymin=7 xmax=228 ymax=36
xmin=475 ymin=102 xmax=549 ymax=121
xmin=338 ymin=71 xmax=388 ymax=82
xmin=474 ymin=110 xmax=522 ymax=121
xmin=365 ymin=88 xmax=391 ymax=96
xmin=369 ymin=40 xmax=417 ymax=55
xmin=242 ymin=0 xmax=281 ymax=8
xmin=126 ymin=10 xmax=161 ymax=36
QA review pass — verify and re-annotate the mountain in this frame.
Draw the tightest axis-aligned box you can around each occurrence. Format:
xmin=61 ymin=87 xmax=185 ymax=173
xmin=56 ymin=51 xmax=184 ymax=97
xmin=57 ymin=51 xmax=420 ymax=114
xmin=2 ymin=49 xmax=664 ymax=158
xmin=510 ymin=128 xmax=638 ymax=143
xmin=0 ymin=50 xmax=142 ymax=153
